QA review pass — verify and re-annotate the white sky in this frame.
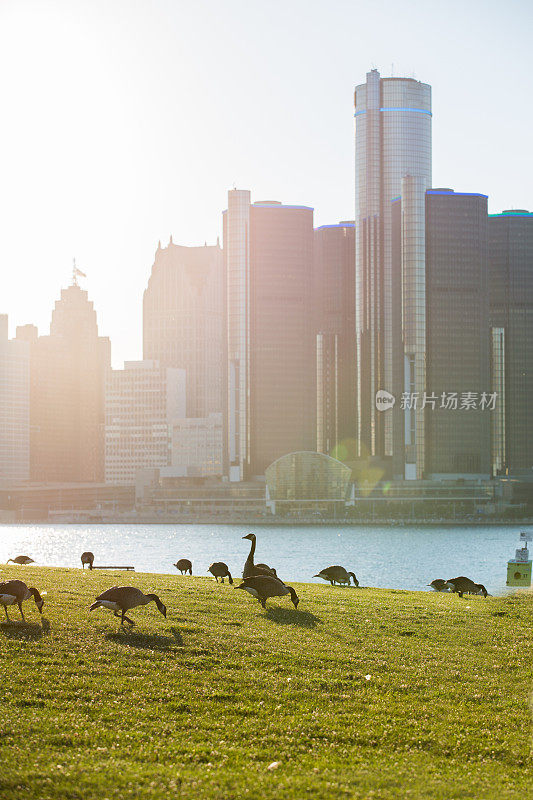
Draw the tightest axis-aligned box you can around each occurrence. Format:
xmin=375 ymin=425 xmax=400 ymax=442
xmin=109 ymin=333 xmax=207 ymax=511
xmin=1 ymin=0 xmax=532 ymax=366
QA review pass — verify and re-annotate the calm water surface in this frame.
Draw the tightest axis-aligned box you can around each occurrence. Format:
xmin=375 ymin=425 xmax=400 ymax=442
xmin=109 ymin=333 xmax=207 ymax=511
xmin=0 ymin=523 xmax=529 ymax=593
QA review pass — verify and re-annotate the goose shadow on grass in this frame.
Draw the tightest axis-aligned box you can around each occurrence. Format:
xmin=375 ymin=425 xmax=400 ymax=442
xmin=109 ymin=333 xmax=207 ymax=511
xmin=0 ymin=618 xmax=51 ymax=640
xmin=265 ymin=607 xmax=321 ymax=628
xmin=105 ymin=625 xmax=184 ymax=650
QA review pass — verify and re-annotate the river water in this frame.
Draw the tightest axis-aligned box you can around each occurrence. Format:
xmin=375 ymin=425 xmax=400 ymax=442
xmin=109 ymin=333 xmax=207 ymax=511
xmin=1 ymin=523 xmax=529 ymax=593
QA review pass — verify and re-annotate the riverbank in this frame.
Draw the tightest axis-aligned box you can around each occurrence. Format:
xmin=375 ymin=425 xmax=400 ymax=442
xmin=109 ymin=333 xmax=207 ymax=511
xmin=1 ymin=565 xmax=531 ymax=799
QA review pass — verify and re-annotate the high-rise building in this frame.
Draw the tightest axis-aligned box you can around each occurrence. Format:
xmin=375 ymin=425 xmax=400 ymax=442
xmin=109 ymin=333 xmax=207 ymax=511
xmin=314 ymin=222 xmax=356 ymax=458
xmin=16 ymin=281 xmax=110 ymax=482
xmin=0 ymin=315 xmax=30 ymax=481
xmin=488 ymin=209 xmax=533 ymax=476
xmin=354 ymin=69 xmax=432 ymax=478
xmin=224 ymin=192 xmax=316 ymax=480
xmin=143 ymin=240 xmax=224 ymax=417
xmin=423 ymin=189 xmax=491 ymax=478
xmin=105 ymin=360 xmax=186 ymax=485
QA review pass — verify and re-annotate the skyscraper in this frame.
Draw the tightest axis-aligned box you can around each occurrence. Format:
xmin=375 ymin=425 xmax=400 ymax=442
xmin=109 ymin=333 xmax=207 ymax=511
xmin=224 ymin=192 xmax=316 ymax=480
xmin=423 ymin=189 xmax=491 ymax=478
xmin=489 ymin=209 xmax=533 ymax=475
xmin=17 ymin=280 xmax=110 ymax=482
xmin=0 ymin=315 xmax=30 ymax=481
xmin=314 ymin=222 xmax=356 ymax=458
xmin=354 ymin=69 xmax=432 ymax=478
xmin=143 ymin=240 xmax=224 ymax=418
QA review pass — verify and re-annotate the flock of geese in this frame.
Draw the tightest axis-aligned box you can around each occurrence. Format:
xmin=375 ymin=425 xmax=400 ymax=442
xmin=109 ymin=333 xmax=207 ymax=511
xmin=1 ymin=532 xmax=489 ymax=627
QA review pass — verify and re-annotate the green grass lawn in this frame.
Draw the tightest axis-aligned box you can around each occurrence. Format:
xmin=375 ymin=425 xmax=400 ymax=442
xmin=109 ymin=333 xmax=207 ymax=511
xmin=0 ymin=565 xmax=531 ymax=800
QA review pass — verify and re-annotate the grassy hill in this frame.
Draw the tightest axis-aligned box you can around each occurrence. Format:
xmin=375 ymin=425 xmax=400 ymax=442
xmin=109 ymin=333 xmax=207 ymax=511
xmin=0 ymin=565 xmax=531 ymax=799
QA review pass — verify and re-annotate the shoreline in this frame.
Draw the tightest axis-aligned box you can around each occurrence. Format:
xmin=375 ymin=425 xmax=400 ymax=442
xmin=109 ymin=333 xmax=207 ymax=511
xmin=3 ymin=517 xmax=533 ymax=527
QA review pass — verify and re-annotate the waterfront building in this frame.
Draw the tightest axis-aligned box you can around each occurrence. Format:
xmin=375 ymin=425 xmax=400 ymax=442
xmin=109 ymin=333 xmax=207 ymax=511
xmin=224 ymin=192 xmax=316 ymax=480
xmin=354 ymin=69 xmax=432 ymax=478
xmin=162 ymin=412 xmax=223 ymax=478
xmin=423 ymin=189 xmax=491 ymax=478
xmin=314 ymin=222 xmax=356 ymax=458
xmin=16 ymin=281 xmax=110 ymax=482
xmin=105 ymin=360 xmax=186 ymax=485
xmin=489 ymin=209 xmax=533 ymax=475
xmin=143 ymin=240 xmax=224 ymax=417
xmin=0 ymin=315 xmax=30 ymax=481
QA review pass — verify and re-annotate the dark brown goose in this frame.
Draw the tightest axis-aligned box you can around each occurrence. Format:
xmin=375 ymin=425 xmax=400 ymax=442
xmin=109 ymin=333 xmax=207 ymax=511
xmin=314 ymin=566 xmax=358 ymax=586
xmin=81 ymin=552 xmax=95 ymax=570
xmin=236 ymin=575 xmax=299 ymax=609
xmin=89 ymin=586 xmax=167 ymax=627
xmin=242 ymin=533 xmax=277 ymax=578
xmin=174 ymin=559 xmax=192 ymax=575
xmin=445 ymin=576 xmax=488 ymax=598
xmin=0 ymin=579 xmax=44 ymax=622
xmin=428 ymin=578 xmax=450 ymax=592
xmin=208 ymin=563 xmax=233 ymax=584
xmin=7 ymin=555 xmax=35 ymax=565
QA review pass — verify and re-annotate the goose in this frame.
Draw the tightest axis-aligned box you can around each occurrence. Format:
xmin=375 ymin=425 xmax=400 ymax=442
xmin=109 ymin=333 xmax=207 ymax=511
xmin=208 ymin=562 xmax=233 ymax=584
xmin=7 ymin=555 xmax=35 ymax=565
xmin=0 ymin=579 xmax=44 ymax=622
xmin=314 ymin=566 xmax=359 ymax=586
xmin=173 ymin=559 xmax=192 ymax=575
xmin=236 ymin=575 xmax=299 ymax=609
xmin=81 ymin=551 xmax=94 ymax=570
xmin=242 ymin=533 xmax=277 ymax=578
xmin=428 ymin=578 xmax=451 ymax=592
xmin=89 ymin=586 xmax=167 ymax=627
xmin=445 ymin=576 xmax=488 ymax=598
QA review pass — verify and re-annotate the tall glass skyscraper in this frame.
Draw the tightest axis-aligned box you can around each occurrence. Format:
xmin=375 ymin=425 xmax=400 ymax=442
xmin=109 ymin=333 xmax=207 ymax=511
xmin=354 ymin=69 xmax=432 ymax=478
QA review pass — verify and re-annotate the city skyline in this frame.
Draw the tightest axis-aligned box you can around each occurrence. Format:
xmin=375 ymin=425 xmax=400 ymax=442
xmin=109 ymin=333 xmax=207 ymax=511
xmin=1 ymin=0 xmax=532 ymax=367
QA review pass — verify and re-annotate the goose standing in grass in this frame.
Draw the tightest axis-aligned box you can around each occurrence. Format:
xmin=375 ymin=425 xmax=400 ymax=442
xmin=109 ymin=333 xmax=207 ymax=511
xmin=236 ymin=575 xmax=299 ymax=609
xmin=89 ymin=586 xmax=167 ymax=627
xmin=242 ymin=533 xmax=277 ymax=578
xmin=208 ymin=562 xmax=233 ymax=584
xmin=428 ymin=579 xmax=451 ymax=592
xmin=7 ymin=555 xmax=35 ymax=565
xmin=174 ymin=559 xmax=192 ymax=575
xmin=81 ymin=552 xmax=94 ymax=570
xmin=445 ymin=576 xmax=488 ymax=598
xmin=0 ymin=579 xmax=44 ymax=622
xmin=314 ymin=566 xmax=358 ymax=586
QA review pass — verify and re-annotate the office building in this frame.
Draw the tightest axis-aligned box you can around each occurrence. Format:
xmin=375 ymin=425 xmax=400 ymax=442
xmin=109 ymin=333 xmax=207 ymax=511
xmin=489 ymin=209 xmax=533 ymax=475
xmin=354 ymin=69 xmax=432 ymax=478
xmin=16 ymin=280 xmax=110 ymax=482
xmin=314 ymin=222 xmax=357 ymax=457
xmin=163 ymin=412 xmax=223 ymax=478
xmin=105 ymin=360 xmax=186 ymax=485
xmin=423 ymin=189 xmax=491 ymax=478
xmin=143 ymin=240 xmax=224 ymax=417
xmin=224 ymin=192 xmax=316 ymax=480
xmin=0 ymin=315 xmax=30 ymax=481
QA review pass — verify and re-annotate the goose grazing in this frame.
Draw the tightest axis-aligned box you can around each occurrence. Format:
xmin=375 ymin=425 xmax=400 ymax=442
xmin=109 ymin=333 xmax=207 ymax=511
xmin=7 ymin=555 xmax=35 ymax=565
xmin=0 ymin=579 xmax=44 ymax=622
xmin=314 ymin=566 xmax=359 ymax=586
xmin=174 ymin=559 xmax=192 ymax=575
xmin=236 ymin=575 xmax=299 ymax=609
xmin=242 ymin=533 xmax=277 ymax=578
xmin=208 ymin=562 xmax=233 ymax=584
xmin=89 ymin=586 xmax=167 ymax=627
xmin=445 ymin=576 xmax=488 ymax=598
xmin=428 ymin=578 xmax=451 ymax=592
xmin=81 ymin=551 xmax=94 ymax=570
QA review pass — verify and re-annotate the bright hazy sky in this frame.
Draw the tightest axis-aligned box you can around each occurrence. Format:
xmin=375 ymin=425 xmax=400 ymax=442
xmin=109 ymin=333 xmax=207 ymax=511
xmin=1 ymin=0 xmax=532 ymax=366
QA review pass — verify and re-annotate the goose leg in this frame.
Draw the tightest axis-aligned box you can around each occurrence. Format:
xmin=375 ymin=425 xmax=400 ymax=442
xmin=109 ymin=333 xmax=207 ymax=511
xmin=123 ymin=614 xmax=135 ymax=627
xmin=17 ymin=602 xmax=25 ymax=622
xmin=3 ymin=605 xmax=9 ymax=622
